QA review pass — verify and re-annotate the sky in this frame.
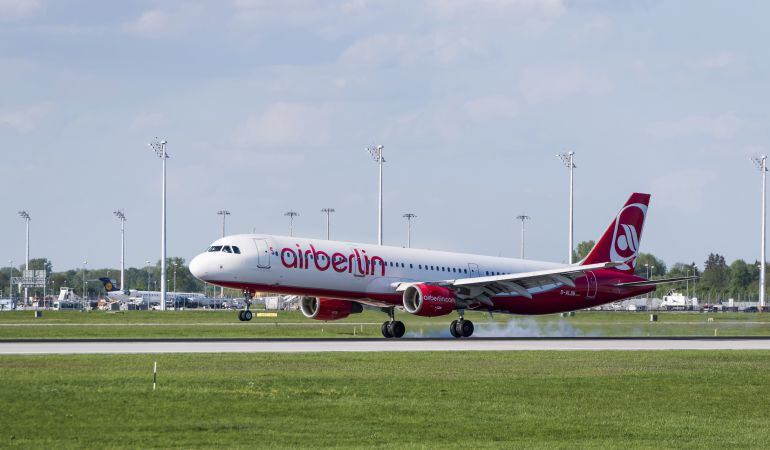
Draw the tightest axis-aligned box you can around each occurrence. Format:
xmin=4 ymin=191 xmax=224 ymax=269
xmin=1 ymin=0 xmax=769 ymax=272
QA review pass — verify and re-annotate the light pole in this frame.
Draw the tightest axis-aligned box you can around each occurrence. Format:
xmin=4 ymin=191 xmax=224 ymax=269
xmin=284 ymin=210 xmax=299 ymax=236
xmin=7 ymin=260 xmax=12 ymax=301
xmin=515 ymin=215 xmax=530 ymax=259
xmin=217 ymin=210 xmax=231 ymax=237
xmin=18 ymin=211 xmax=30 ymax=303
xmin=557 ymin=152 xmax=576 ymax=263
xmin=145 ymin=260 xmax=151 ymax=310
xmin=216 ymin=210 xmax=230 ymax=298
xmin=321 ymin=208 xmax=335 ymax=240
xmin=82 ymin=260 xmax=88 ymax=311
xmin=149 ymin=138 xmax=169 ymax=311
xmin=173 ymin=262 xmax=178 ymax=309
xmin=113 ymin=210 xmax=126 ymax=291
xmin=752 ymin=155 xmax=767 ymax=311
xmin=367 ymin=145 xmax=385 ymax=245
xmin=403 ymin=213 xmax=417 ymax=248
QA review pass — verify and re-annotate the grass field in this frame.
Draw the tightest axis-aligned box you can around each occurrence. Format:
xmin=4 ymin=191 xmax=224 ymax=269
xmin=2 ymin=310 xmax=770 ymax=339
xmin=1 ymin=351 xmax=770 ymax=448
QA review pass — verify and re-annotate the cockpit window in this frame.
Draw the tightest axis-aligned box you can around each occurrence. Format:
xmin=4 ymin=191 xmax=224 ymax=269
xmin=232 ymin=246 xmax=241 ymax=254
xmin=208 ymin=246 xmax=223 ymax=252
xmin=222 ymin=246 xmax=232 ymax=253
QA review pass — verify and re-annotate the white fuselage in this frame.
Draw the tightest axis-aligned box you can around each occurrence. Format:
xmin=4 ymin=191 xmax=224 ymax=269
xmin=189 ymin=234 xmax=562 ymax=306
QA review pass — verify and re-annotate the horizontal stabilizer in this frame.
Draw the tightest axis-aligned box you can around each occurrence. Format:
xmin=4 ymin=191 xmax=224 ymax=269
xmin=615 ymin=276 xmax=698 ymax=287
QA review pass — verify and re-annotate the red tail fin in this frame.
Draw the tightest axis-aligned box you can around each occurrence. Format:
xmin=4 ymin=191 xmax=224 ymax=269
xmin=582 ymin=193 xmax=650 ymax=274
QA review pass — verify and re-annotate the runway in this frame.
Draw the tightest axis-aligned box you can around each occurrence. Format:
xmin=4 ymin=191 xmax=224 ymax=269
xmin=3 ymin=337 xmax=770 ymax=354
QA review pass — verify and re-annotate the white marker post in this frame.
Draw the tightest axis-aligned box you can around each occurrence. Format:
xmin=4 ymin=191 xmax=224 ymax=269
xmin=153 ymin=361 xmax=157 ymax=391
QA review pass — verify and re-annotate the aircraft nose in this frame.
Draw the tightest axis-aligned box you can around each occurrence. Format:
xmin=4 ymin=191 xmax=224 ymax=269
xmin=189 ymin=254 xmax=209 ymax=281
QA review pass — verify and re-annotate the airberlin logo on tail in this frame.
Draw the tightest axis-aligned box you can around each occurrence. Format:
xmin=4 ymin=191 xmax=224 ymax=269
xmin=610 ymin=202 xmax=647 ymax=271
xmin=280 ymin=244 xmax=386 ymax=277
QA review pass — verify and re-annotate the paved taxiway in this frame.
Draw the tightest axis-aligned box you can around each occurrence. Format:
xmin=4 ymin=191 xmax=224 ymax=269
xmin=3 ymin=338 xmax=770 ymax=354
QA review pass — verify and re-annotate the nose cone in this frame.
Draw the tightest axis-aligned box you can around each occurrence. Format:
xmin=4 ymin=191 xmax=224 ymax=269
xmin=189 ymin=253 xmax=209 ymax=281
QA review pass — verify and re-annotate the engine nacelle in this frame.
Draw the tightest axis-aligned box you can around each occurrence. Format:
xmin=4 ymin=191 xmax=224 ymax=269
xmin=402 ymin=284 xmax=456 ymax=317
xmin=300 ymin=297 xmax=363 ymax=321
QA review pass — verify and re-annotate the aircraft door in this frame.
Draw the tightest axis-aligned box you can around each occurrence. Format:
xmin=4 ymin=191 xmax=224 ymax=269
xmin=586 ymin=271 xmax=598 ymax=299
xmin=467 ymin=263 xmax=481 ymax=278
xmin=254 ymin=239 xmax=271 ymax=269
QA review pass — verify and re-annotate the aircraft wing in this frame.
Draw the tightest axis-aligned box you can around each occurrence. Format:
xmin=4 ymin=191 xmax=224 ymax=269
xmin=394 ymin=262 xmax=620 ymax=306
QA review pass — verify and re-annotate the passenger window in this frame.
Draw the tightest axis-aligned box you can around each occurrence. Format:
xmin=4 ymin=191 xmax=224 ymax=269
xmin=232 ymin=246 xmax=241 ymax=254
xmin=222 ymin=246 xmax=232 ymax=253
xmin=410 ymin=264 xmax=413 ymax=269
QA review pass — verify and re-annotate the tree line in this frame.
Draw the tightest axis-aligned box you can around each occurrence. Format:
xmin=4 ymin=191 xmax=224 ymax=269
xmin=0 ymin=257 xmax=214 ymax=299
xmin=1 ymin=245 xmax=765 ymax=302
xmin=575 ymin=241 xmax=764 ymax=302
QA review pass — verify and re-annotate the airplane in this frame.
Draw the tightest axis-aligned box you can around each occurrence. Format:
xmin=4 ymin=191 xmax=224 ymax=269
xmin=98 ymin=278 xmax=209 ymax=307
xmin=188 ymin=193 xmax=695 ymax=338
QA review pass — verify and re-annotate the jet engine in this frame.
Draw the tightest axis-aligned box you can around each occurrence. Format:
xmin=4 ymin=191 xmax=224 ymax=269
xmin=402 ymin=284 xmax=456 ymax=317
xmin=300 ymin=297 xmax=363 ymax=321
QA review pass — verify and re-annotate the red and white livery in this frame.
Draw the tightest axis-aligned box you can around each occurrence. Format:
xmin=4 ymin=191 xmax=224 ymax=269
xmin=189 ymin=193 xmax=692 ymax=338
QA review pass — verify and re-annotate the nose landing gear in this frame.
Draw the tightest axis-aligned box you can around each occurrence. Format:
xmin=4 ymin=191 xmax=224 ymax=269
xmin=238 ymin=289 xmax=253 ymax=322
xmin=381 ymin=307 xmax=405 ymax=338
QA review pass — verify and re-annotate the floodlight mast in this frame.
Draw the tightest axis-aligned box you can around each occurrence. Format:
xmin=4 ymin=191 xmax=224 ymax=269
xmin=367 ymin=145 xmax=385 ymax=245
xmin=403 ymin=213 xmax=417 ymax=248
xmin=753 ymin=155 xmax=768 ymax=311
xmin=284 ymin=210 xmax=299 ymax=236
xmin=149 ymin=138 xmax=169 ymax=311
xmin=113 ymin=210 xmax=126 ymax=290
xmin=216 ymin=210 xmax=230 ymax=298
xmin=321 ymin=208 xmax=335 ymax=240
xmin=18 ymin=211 xmax=30 ymax=303
xmin=515 ymin=215 xmax=531 ymax=259
xmin=557 ymin=152 xmax=576 ymax=263
xmin=217 ymin=210 xmax=231 ymax=238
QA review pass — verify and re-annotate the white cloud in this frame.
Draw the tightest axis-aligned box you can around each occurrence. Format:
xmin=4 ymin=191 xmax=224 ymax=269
xmin=0 ymin=0 xmax=43 ymax=21
xmin=0 ymin=104 xmax=51 ymax=133
xmin=130 ymin=111 xmax=165 ymax=130
xmin=425 ymin=0 xmax=566 ymax=21
xmin=694 ymin=52 xmax=738 ymax=70
xmin=518 ymin=66 xmax=612 ymax=104
xmin=123 ymin=9 xmax=172 ymax=37
xmin=647 ymin=114 xmax=743 ymax=140
xmin=651 ymin=168 xmax=717 ymax=214
xmin=339 ymin=30 xmax=481 ymax=67
xmin=464 ymin=95 xmax=518 ymax=122
xmin=234 ymin=102 xmax=332 ymax=148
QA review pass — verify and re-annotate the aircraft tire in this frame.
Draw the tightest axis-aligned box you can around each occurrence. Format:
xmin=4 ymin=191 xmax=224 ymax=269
xmin=238 ymin=311 xmax=245 ymax=321
xmin=460 ymin=320 xmax=474 ymax=338
xmin=450 ymin=320 xmax=461 ymax=338
xmin=243 ymin=310 xmax=253 ymax=321
xmin=381 ymin=321 xmax=394 ymax=338
xmin=389 ymin=321 xmax=405 ymax=338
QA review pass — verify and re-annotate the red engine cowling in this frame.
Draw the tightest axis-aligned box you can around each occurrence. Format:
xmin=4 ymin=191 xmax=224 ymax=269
xmin=402 ymin=284 xmax=456 ymax=317
xmin=300 ymin=297 xmax=363 ymax=321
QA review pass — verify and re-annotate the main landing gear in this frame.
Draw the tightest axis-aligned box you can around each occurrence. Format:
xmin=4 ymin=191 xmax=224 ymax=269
xmin=449 ymin=311 xmax=474 ymax=338
xmin=381 ymin=307 xmax=405 ymax=339
xmin=238 ymin=289 xmax=253 ymax=322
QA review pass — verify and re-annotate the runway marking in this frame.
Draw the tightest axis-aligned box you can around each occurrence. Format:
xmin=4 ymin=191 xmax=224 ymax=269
xmin=3 ymin=338 xmax=770 ymax=354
